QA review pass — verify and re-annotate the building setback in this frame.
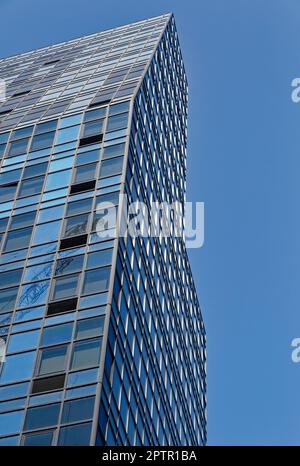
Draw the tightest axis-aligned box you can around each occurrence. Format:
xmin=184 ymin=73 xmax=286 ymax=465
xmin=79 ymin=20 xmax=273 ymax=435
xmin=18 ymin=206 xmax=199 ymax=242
xmin=0 ymin=14 xmax=206 ymax=446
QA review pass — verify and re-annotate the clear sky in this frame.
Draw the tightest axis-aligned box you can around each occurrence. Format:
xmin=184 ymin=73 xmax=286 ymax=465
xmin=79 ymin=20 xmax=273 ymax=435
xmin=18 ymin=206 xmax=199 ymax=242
xmin=1 ymin=0 xmax=300 ymax=446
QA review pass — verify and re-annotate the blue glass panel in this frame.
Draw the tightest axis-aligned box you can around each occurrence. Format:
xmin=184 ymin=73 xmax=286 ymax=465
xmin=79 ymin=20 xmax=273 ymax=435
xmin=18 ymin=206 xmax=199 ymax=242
xmin=7 ymin=330 xmax=39 ymax=354
xmin=24 ymin=262 xmax=54 ymax=282
xmin=0 ymin=436 xmax=19 ymax=446
xmin=0 ymin=382 xmax=29 ymax=401
xmin=61 ymin=396 xmax=95 ymax=424
xmin=18 ymin=280 xmax=50 ymax=308
xmin=29 ymin=390 xmax=63 ymax=406
xmin=44 ymin=170 xmax=72 ymax=192
xmin=14 ymin=306 xmax=45 ymax=323
xmin=24 ymin=403 xmax=60 ymax=430
xmin=56 ymin=126 xmax=80 ymax=145
xmin=67 ymin=368 xmax=98 ymax=388
xmin=23 ymin=431 xmax=53 ymax=446
xmin=58 ymin=422 xmax=92 ymax=446
xmin=41 ymin=322 xmax=73 ymax=346
xmin=0 ymin=351 xmax=36 ymax=384
xmin=32 ymin=220 xmax=61 ymax=245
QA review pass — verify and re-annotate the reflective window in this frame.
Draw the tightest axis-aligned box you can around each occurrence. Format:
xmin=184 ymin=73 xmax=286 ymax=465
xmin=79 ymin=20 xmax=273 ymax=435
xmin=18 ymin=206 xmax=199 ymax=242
xmin=66 ymin=198 xmax=93 ymax=216
xmin=18 ymin=177 xmax=44 ymax=198
xmin=63 ymin=214 xmax=89 ymax=238
xmin=23 ymin=162 xmax=48 ymax=179
xmin=7 ymin=138 xmax=29 ymax=157
xmin=37 ymin=346 xmax=68 ymax=375
xmin=38 ymin=205 xmax=64 ymax=223
xmin=56 ymin=126 xmax=80 ymax=145
xmin=0 ymin=184 xmax=18 ymax=203
xmin=10 ymin=211 xmax=36 ymax=230
xmin=30 ymin=131 xmax=55 ymax=151
xmin=41 ymin=323 xmax=73 ymax=347
xmin=18 ymin=280 xmax=50 ymax=308
xmin=24 ymin=403 xmax=60 ymax=431
xmin=32 ymin=220 xmax=61 ymax=245
xmin=99 ymin=156 xmax=123 ymax=178
xmin=82 ymin=267 xmax=110 ymax=295
xmin=0 ymin=351 xmax=36 ymax=384
xmin=102 ymin=143 xmax=124 ymax=160
xmin=24 ymin=262 xmax=53 ymax=283
xmin=71 ymin=338 xmax=102 ymax=370
xmin=61 ymin=396 xmax=94 ymax=424
xmin=23 ymin=430 xmax=54 ymax=446
xmin=73 ymin=163 xmax=97 ymax=184
xmin=4 ymin=227 xmax=32 ymax=252
xmin=86 ymin=249 xmax=112 ymax=269
xmin=82 ymin=120 xmax=104 ymax=138
xmin=52 ymin=274 xmax=80 ymax=301
xmin=55 ymin=255 xmax=84 ymax=276
xmin=0 ymin=410 xmax=24 ymax=436
xmin=35 ymin=120 xmax=57 ymax=134
xmin=58 ymin=422 xmax=92 ymax=446
xmin=75 ymin=317 xmax=105 ymax=340
xmin=7 ymin=330 xmax=39 ymax=354
xmin=45 ymin=169 xmax=72 ymax=191
xmin=0 ymin=268 xmax=22 ymax=289
xmin=0 ymin=287 xmax=18 ymax=314
xmin=106 ymin=113 xmax=128 ymax=131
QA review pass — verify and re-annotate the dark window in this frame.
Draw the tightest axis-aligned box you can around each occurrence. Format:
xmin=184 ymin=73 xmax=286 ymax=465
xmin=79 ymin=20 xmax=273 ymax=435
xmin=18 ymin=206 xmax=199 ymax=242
xmin=47 ymin=298 xmax=78 ymax=316
xmin=24 ymin=403 xmax=61 ymax=431
xmin=70 ymin=180 xmax=96 ymax=195
xmin=4 ymin=227 xmax=32 ymax=252
xmin=31 ymin=375 xmax=65 ymax=394
xmin=59 ymin=234 xmax=87 ymax=250
xmin=79 ymin=134 xmax=103 ymax=147
xmin=63 ymin=214 xmax=89 ymax=238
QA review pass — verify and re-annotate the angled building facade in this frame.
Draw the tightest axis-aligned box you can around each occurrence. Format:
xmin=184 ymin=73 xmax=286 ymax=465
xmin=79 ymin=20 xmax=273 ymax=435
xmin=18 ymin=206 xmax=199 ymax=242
xmin=0 ymin=14 xmax=206 ymax=446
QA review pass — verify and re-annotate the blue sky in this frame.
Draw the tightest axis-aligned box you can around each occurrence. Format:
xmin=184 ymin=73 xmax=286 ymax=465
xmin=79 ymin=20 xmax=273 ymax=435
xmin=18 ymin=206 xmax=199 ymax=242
xmin=1 ymin=0 xmax=300 ymax=446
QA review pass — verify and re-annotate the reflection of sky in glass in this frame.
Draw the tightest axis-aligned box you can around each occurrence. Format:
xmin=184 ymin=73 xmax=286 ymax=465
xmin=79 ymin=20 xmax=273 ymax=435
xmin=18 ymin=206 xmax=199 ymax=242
xmin=17 ymin=280 xmax=50 ymax=308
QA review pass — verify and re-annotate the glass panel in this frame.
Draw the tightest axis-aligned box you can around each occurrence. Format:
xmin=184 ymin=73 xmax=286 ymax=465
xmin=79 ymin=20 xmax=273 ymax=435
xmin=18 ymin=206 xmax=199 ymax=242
xmin=23 ymin=430 xmax=54 ymax=446
xmin=102 ymin=143 xmax=125 ymax=160
xmin=0 ymin=268 xmax=23 ymax=289
xmin=64 ymin=214 xmax=89 ymax=238
xmin=75 ymin=316 xmax=105 ymax=340
xmin=44 ymin=169 xmax=72 ymax=191
xmin=0 ymin=287 xmax=18 ymax=314
xmin=23 ymin=162 xmax=48 ymax=179
xmin=35 ymin=120 xmax=57 ymax=134
xmin=41 ymin=323 xmax=73 ymax=347
xmin=4 ymin=227 xmax=32 ymax=252
xmin=24 ymin=262 xmax=54 ymax=283
xmin=71 ymin=338 xmax=102 ymax=370
xmin=38 ymin=346 xmax=68 ymax=375
xmin=24 ymin=403 xmax=60 ymax=430
xmin=0 ymin=184 xmax=18 ymax=203
xmin=32 ymin=220 xmax=61 ymax=245
xmin=86 ymin=249 xmax=113 ymax=269
xmin=30 ymin=131 xmax=55 ymax=151
xmin=0 ymin=411 xmax=24 ymax=436
xmin=18 ymin=280 xmax=50 ymax=308
xmin=7 ymin=330 xmax=39 ymax=354
xmin=10 ymin=211 xmax=36 ymax=230
xmin=99 ymin=156 xmax=123 ymax=178
xmin=58 ymin=422 xmax=92 ymax=446
xmin=61 ymin=396 xmax=94 ymax=424
xmin=66 ymin=198 xmax=93 ymax=216
xmin=55 ymin=255 xmax=84 ymax=276
xmin=0 ymin=351 xmax=36 ymax=384
xmin=8 ymin=138 xmax=29 ymax=157
xmin=82 ymin=267 xmax=111 ymax=295
xmin=106 ymin=113 xmax=128 ymax=131
xmin=18 ymin=178 xmax=44 ymax=198
xmin=82 ymin=120 xmax=104 ymax=138
xmin=52 ymin=274 xmax=79 ymax=301
xmin=38 ymin=205 xmax=64 ymax=223
xmin=56 ymin=126 xmax=80 ymax=145
xmin=74 ymin=163 xmax=97 ymax=184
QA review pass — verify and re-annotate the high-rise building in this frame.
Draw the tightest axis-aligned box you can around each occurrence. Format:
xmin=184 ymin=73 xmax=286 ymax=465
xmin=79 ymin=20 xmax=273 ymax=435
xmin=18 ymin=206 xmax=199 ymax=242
xmin=0 ymin=14 xmax=206 ymax=446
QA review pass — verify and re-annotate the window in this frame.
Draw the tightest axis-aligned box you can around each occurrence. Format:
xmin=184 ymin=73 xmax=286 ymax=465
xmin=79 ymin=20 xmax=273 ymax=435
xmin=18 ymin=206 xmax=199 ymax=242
xmin=11 ymin=126 xmax=33 ymax=140
xmin=60 ymin=234 xmax=87 ymax=250
xmin=30 ymin=131 xmax=55 ymax=151
xmin=99 ymin=156 xmax=123 ymax=178
xmin=61 ymin=397 xmax=94 ymax=424
xmin=0 ymin=169 xmax=22 ymax=185
xmin=0 ymin=217 xmax=8 ymax=232
xmin=56 ymin=126 xmax=80 ymax=145
xmin=41 ymin=323 xmax=73 ymax=347
xmin=0 ymin=183 xmax=18 ymax=203
xmin=63 ymin=214 xmax=89 ymax=238
xmin=37 ymin=346 xmax=68 ymax=376
xmin=71 ymin=339 xmax=102 ymax=370
xmin=0 ymin=287 xmax=18 ymax=314
xmin=86 ymin=249 xmax=113 ymax=269
xmin=102 ymin=143 xmax=124 ymax=160
xmin=66 ymin=198 xmax=93 ymax=217
xmin=32 ymin=374 xmax=65 ymax=394
xmin=24 ymin=262 xmax=53 ymax=283
xmin=10 ymin=211 xmax=36 ymax=230
xmin=0 ymin=268 xmax=22 ymax=289
xmin=84 ymin=108 xmax=106 ymax=122
xmin=106 ymin=113 xmax=128 ymax=132
xmin=76 ymin=148 xmax=100 ymax=165
xmin=82 ymin=120 xmax=104 ymax=138
xmin=82 ymin=267 xmax=111 ymax=295
xmin=58 ymin=422 xmax=92 ymax=446
xmin=55 ymin=255 xmax=84 ymax=276
xmin=73 ymin=163 xmax=97 ymax=184
xmin=47 ymin=298 xmax=78 ymax=316
xmin=7 ymin=138 xmax=29 ymax=157
xmin=18 ymin=177 xmax=44 ymax=198
xmin=70 ymin=180 xmax=96 ymax=195
xmin=18 ymin=280 xmax=50 ymax=308
xmin=52 ymin=274 xmax=80 ymax=301
xmin=0 ymin=351 xmax=36 ymax=384
xmin=0 ymin=411 xmax=24 ymax=436
xmin=7 ymin=330 xmax=39 ymax=354
xmin=32 ymin=220 xmax=61 ymax=245
xmin=23 ymin=162 xmax=48 ymax=179
xmin=24 ymin=403 xmax=60 ymax=431
xmin=4 ymin=227 xmax=32 ymax=251
xmin=38 ymin=205 xmax=64 ymax=223
xmin=44 ymin=169 xmax=72 ymax=191
xmin=23 ymin=430 xmax=54 ymax=446
xmin=75 ymin=317 xmax=105 ymax=340
xmin=35 ymin=120 xmax=57 ymax=134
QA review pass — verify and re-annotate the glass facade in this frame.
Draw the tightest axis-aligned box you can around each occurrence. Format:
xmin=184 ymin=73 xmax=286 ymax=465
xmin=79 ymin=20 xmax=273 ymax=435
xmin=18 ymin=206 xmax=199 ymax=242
xmin=0 ymin=13 xmax=206 ymax=446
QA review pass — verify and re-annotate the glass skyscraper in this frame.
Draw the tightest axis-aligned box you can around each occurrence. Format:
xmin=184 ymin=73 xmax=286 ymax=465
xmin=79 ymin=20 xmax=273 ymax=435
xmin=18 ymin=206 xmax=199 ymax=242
xmin=0 ymin=14 xmax=206 ymax=446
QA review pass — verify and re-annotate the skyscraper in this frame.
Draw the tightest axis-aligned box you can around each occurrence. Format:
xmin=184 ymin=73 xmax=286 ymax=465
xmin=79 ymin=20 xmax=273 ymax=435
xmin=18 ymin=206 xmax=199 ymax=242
xmin=0 ymin=14 xmax=206 ymax=446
